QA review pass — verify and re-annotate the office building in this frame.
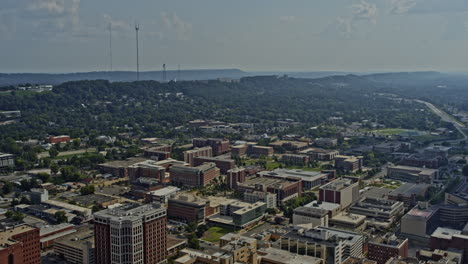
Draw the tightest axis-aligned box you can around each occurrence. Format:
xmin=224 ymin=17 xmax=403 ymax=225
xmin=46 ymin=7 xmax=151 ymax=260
xmin=401 ymin=204 xmax=440 ymax=242
xmin=193 ymin=156 xmax=235 ymax=174
xmin=319 ymin=179 xmax=359 ymax=208
xmin=219 ymin=201 xmax=266 ymax=227
xmin=127 ymin=160 xmax=166 ymax=182
xmin=170 ymin=162 xmax=220 ymax=187
xmin=329 ymin=212 xmax=366 ymax=231
xmin=367 ymin=236 xmax=409 ymax=264
xmin=387 ymin=165 xmax=437 ymax=184
xmin=94 ymin=203 xmax=167 ymax=264
xmin=237 ymin=177 xmax=302 ymax=206
xmin=388 ymin=183 xmax=430 ymax=207
xmin=243 ymin=191 xmax=277 ymax=209
xmin=279 ymin=226 xmax=364 ymax=264
xmin=349 ymin=198 xmax=404 ymax=222
xmin=29 ymin=188 xmax=49 ymax=204
xmin=281 ymin=154 xmax=310 ymax=166
xmin=430 ymin=227 xmax=468 ymax=262
xmin=0 ymin=224 xmax=40 ymax=264
xmin=292 ymin=207 xmax=329 ymax=226
xmin=54 ymin=225 xmax=95 ymax=264
xmin=192 ymin=138 xmax=229 ymax=155
xmin=227 ymin=167 xmax=246 ymax=189
xmin=334 ymin=155 xmax=363 ymax=172
xmin=299 ymin=148 xmax=339 ymax=161
xmin=183 ymin=146 xmax=213 ymax=166
xmin=168 ymin=194 xmax=213 ymax=223
xmin=258 ymin=168 xmax=333 ymax=191
xmin=146 ymin=186 xmax=180 ymax=203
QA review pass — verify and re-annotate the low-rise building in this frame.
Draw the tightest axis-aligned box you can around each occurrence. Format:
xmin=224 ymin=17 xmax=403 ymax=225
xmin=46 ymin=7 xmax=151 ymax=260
xmin=416 ymin=249 xmax=463 ymax=264
xmin=0 ymin=153 xmax=15 ymax=169
xmin=299 ymin=148 xmax=339 ymax=161
xmin=258 ymin=168 xmax=332 ymax=191
xmin=145 ymin=186 xmax=180 ymax=203
xmin=387 ymin=165 xmax=437 ymax=184
xmin=367 ymin=236 xmax=409 ymax=264
xmin=329 ymin=212 xmax=366 ymax=231
xmin=388 ymin=183 xmax=430 ymax=207
xmin=430 ymin=227 xmax=468 ymax=263
xmin=292 ymin=207 xmax=329 ymax=226
xmin=243 ymin=191 xmax=277 ymax=209
xmin=29 ymin=188 xmax=49 ymax=204
xmin=279 ymin=226 xmax=364 ymax=264
xmin=53 ymin=225 xmax=95 ymax=264
xmin=349 ymin=197 xmax=404 ymax=222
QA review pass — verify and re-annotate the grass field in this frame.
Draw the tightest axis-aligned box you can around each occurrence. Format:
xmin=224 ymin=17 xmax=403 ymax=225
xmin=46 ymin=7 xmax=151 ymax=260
xmin=202 ymin=227 xmax=234 ymax=242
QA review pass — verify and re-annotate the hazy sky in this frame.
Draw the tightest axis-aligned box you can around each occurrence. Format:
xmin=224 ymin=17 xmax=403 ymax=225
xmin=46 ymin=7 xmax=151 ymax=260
xmin=2 ymin=0 xmax=468 ymax=73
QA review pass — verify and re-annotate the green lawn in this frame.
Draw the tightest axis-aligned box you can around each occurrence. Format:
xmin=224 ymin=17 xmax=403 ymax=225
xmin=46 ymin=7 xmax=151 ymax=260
xmin=202 ymin=227 xmax=234 ymax=242
xmin=372 ymin=128 xmax=415 ymax=136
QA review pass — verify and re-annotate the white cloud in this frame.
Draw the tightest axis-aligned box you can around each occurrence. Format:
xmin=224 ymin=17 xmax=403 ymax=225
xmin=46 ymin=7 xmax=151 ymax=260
xmin=352 ymin=0 xmax=378 ymax=24
xmin=161 ymin=12 xmax=192 ymax=40
xmin=103 ymin=14 xmax=131 ymax=34
xmin=389 ymin=0 xmax=417 ymax=14
xmin=280 ymin=16 xmax=296 ymax=22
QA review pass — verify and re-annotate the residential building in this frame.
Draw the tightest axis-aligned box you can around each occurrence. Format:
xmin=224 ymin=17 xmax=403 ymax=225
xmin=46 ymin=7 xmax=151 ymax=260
xmin=334 ymin=155 xmax=363 ymax=172
xmin=367 ymin=236 xmax=409 ymax=264
xmin=299 ymin=148 xmax=339 ymax=161
xmin=193 ymin=156 xmax=235 ymax=174
xmin=94 ymin=203 xmax=167 ymax=264
xmin=279 ymin=226 xmax=364 ymax=264
xmin=54 ymin=225 xmax=95 ymax=264
xmin=387 ymin=165 xmax=438 ymax=184
xmin=183 ymin=146 xmax=213 ymax=166
xmin=192 ymin=138 xmax=229 ymax=155
xmin=0 ymin=153 xmax=15 ymax=169
xmin=388 ymin=183 xmax=430 ymax=207
xmin=170 ymin=162 xmax=220 ymax=187
xmin=250 ymin=145 xmax=274 ymax=157
xmin=227 ymin=167 xmax=246 ymax=189
xmin=319 ymin=179 xmax=360 ymax=208
xmin=231 ymin=144 xmax=248 ymax=158
xmin=0 ymin=223 xmax=40 ymax=264
xmin=243 ymin=191 xmax=277 ymax=209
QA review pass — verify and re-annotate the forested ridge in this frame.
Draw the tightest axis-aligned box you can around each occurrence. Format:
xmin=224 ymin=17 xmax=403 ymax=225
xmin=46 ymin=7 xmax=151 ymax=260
xmin=0 ymin=75 xmax=452 ymax=141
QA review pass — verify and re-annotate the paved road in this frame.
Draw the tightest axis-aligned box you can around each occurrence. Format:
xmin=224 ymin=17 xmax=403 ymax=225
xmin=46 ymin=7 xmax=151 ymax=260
xmin=414 ymin=100 xmax=467 ymax=140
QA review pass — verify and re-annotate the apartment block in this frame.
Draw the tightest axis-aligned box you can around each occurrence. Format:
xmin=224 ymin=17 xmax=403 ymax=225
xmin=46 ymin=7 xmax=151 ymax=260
xmin=227 ymin=167 xmax=246 ymax=189
xmin=183 ymin=146 xmax=213 ymax=166
xmin=192 ymin=138 xmax=229 ymax=155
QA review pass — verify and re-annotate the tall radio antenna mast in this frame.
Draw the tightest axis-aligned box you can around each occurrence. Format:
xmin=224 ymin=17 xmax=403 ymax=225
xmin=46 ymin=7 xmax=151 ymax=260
xmin=109 ymin=23 xmax=113 ymax=71
xmin=135 ymin=23 xmax=140 ymax=80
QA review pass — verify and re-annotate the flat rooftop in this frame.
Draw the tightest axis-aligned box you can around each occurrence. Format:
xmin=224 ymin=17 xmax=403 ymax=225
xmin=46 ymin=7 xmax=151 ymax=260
xmin=258 ymin=247 xmax=323 ymax=264
xmin=406 ymin=207 xmax=437 ymax=219
xmin=98 ymin=158 xmax=147 ymax=168
xmin=94 ymin=203 xmax=165 ymax=222
xmin=71 ymin=194 xmax=117 ymax=207
xmin=320 ymin=179 xmax=355 ymax=191
xmin=389 ymin=183 xmax=430 ymax=196
xmin=54 ymin=225 xmax=94 ymax=248
xmin=147 ymin=186 xmax=180 ymax=196
xmin=331 ymin=212 xmax=366 ymax=224
xmin=431 ymin=227 xmax=461 ymax=240
xmin=304 ymin=200 xmax=341 ymax=211
xmin=0 ymin=225 xmax=36 ymax=249
xmin=388 ymin=165 xmax=438 ymax=175
xmin=258 ymin=168 xmax=327 ymax=182
xmin=299 ymin=147 xmax=338 ymax=154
